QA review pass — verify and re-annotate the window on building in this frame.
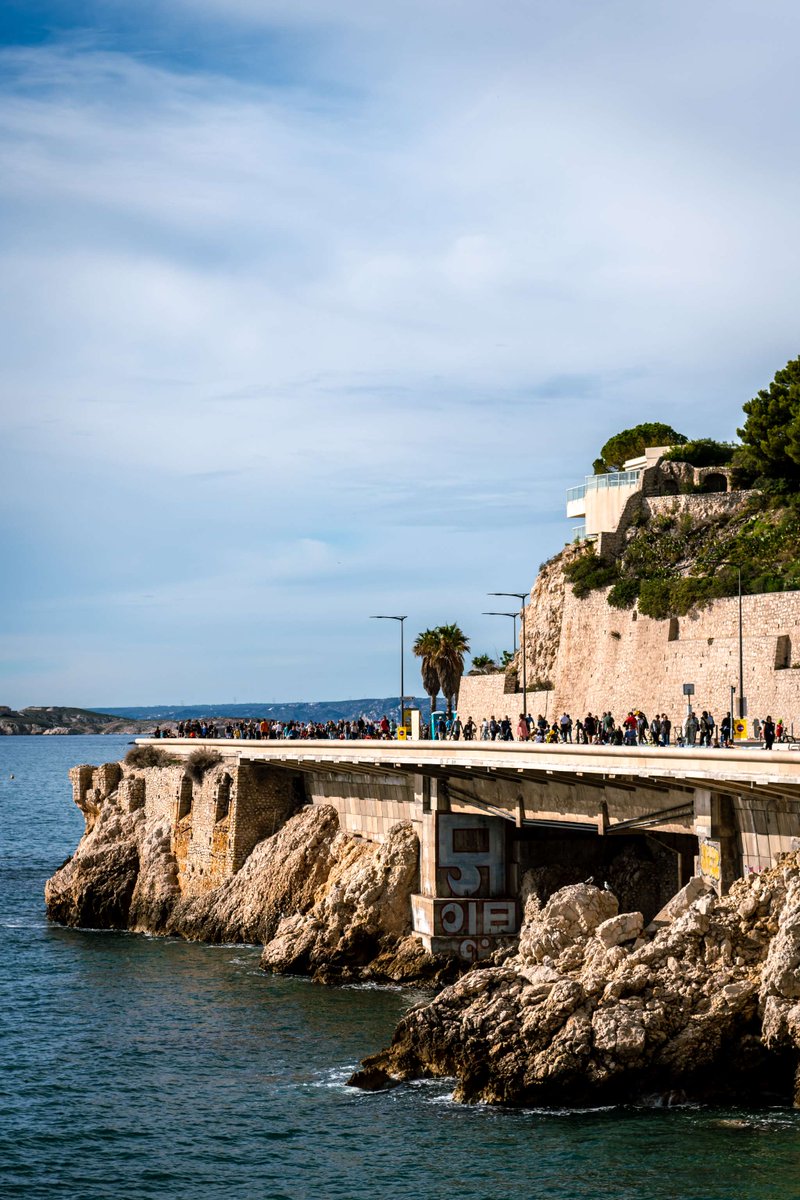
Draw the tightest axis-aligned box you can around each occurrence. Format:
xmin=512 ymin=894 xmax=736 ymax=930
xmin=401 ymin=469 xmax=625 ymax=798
xmin=668 ymin=618 xmax=680 ymax=642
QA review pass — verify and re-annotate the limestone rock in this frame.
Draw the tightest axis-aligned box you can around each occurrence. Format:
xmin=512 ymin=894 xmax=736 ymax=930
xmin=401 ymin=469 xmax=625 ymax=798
xmin=45 ymin=763 xmax=440 ymax=984
xmin=166 ymin=805 xmax=344 ymax=944
xmin=351 ymin=858 xmax=800 ymax=1106
xmin=260 ymin=821 xmax=449 ymax=983
xmin=518 ymin=884 xmax=618 ymax=965
xmin=45 ymin=800 xmax=142 ymax=928
xmin=596 ymin=911 xmax=643 ymax=948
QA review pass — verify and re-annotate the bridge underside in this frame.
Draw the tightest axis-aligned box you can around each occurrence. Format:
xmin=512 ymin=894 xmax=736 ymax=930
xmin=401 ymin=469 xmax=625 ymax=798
xmin=142 ymin=740 xmax=800 ymax=962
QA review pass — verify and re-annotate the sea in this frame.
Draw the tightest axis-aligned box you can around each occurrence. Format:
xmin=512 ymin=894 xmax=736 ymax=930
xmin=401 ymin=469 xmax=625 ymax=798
xmin=2 ymin=736 xmax=800 ymax=1200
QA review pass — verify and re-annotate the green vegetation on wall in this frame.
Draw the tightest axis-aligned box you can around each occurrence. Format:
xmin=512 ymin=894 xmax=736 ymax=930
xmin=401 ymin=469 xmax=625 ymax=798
xmin=663 ymin=438 xmax=736 ymax=468
xmin=566 ymin=354 xmax=800 ymax=618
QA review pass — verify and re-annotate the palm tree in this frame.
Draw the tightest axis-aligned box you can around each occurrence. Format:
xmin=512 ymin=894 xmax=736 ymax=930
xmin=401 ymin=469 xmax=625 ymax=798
xmin=435 ymin=623 xmax=470 ymax=716
xmin=413 ymin=628 xmax=441 ymax=720
xmin=469 ymin=654 xmax=497 ymax=675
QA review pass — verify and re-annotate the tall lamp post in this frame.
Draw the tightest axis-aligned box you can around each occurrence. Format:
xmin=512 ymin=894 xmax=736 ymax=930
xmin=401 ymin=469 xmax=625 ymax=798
xmin=488 ymin=591 xmax=528 ymax=715
xmin=370 ymin=615 xmax=407 ymax=730
xmin=482 ymin=611 xmax=518 ymax=657
xmin=737 ymin=568 xmax=747 ymax=721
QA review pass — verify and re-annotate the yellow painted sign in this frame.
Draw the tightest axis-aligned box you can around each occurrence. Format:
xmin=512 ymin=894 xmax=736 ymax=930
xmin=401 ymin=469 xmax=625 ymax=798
xmin=699 ymin=839 xmax=721 ymax=882
xmin=397 ymin=727 xmax=407 ymax=741
xmin=734 ymin=719 xmax=749 ymax=741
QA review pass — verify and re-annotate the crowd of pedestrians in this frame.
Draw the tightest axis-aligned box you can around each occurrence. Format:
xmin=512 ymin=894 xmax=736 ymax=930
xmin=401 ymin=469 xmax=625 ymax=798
xmin=150 ymin=709 xmax=790 ymax=749
xmin=437 ymin=709 xmax=790 ymax=750
xmin=152 ymin=716 xmax=402 ymax=741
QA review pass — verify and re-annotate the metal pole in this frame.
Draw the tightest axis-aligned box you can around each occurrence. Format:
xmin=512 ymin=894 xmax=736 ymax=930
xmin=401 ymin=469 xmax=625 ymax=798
xmin=400 ymin=617 xmax=405 ymax=728
xmin=488 ymin=591 xmax=528 ymax=714
xmin=369 ymin=615 xmax=408 ymax=732
xmin=738 ymin=568 xmax=745 ymax=719
xmin=482 ymin=612 xmax=517 ymax=658
xmin=521 ymin=602 xmax=528 ymax=717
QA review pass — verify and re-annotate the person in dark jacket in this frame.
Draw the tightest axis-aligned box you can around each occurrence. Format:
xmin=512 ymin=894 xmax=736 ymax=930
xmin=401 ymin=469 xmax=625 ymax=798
xmin=764 ymin=715 xmax=776 ymax=750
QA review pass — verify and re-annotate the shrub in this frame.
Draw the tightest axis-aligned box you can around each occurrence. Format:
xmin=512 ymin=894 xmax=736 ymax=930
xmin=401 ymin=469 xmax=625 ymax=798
xmin=564 ymin=550 xmax=619 ymax=598
xmin=664 ymin=439 xmax=736 ymax=468
xmin=530 ymin=678 xmax=554 ymax=691
xmin=607 ymin=577 xmax=640 ymax=609
xmin=186 ymin=748 xmax=223 ymax=782
xmin=637 ymin=579 xmax=673 ymax=619
xmin=125 ymin=745 xmax=171 ymax=768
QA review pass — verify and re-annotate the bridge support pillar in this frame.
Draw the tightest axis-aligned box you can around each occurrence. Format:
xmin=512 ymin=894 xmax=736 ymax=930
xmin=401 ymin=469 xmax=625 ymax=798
xmin=412 ymin=780 xmax=518 ymax=963
xmin=693 ymin=788 xmax=740 ymax=895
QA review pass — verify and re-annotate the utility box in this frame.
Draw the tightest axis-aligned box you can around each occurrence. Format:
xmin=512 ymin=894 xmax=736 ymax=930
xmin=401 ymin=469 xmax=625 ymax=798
xmin=402 ymin=707 xmax=421 ymax=740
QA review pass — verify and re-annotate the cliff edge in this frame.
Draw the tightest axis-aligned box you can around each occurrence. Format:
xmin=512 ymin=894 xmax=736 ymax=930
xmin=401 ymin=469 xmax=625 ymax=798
xmin=44 ymin=758 xmax=451 ymax=985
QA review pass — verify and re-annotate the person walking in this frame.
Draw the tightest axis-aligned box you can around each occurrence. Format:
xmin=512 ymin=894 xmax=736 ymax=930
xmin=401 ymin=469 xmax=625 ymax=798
xmin=764 ymin=715 xmax=776 ymax=750
xmin=720 ymin=711 xmax=732 ymax=747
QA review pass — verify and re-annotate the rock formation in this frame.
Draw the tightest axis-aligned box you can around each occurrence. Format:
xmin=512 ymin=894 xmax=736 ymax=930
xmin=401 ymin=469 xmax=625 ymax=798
xmin=45 ymin=767 xmax=448 ymax=984
xmin=350 ymin=860 xmax=800 ymax=1107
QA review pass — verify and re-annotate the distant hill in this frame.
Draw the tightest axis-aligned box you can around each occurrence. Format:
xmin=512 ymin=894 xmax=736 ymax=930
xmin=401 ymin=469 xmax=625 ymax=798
xmin=93 ymin=698 xmax=432 ymax=724
xmin=0 ymin=706 xmax=151 ymax=736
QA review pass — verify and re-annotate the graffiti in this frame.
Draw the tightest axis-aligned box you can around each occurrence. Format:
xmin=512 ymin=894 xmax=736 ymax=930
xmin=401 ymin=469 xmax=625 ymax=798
xmin=459 ymin=937 xmax=492 ymax=963
xmin=699 ymin=838 xmax=721 ymax=882
xmin=436 ymin=899 xmax=517 ymax=937
xmin=436 ymin=813 xmax=506 ymax=898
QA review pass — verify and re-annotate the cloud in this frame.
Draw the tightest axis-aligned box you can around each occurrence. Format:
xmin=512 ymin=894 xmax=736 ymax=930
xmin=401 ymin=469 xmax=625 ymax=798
xmin=1 ymin=4 xmax=800 ymax=703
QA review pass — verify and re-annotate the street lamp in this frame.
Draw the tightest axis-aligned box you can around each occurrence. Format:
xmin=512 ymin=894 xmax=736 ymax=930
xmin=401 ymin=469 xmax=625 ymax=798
xmin=482 ymin=612 xmax=518 ymax=656
xmin=488 ymin=591 xmax=528 ymax=715
xmin=737 ymin=568 xmax=747 ymax=721
xmin=370 ymin=615 xmax=407 ymax=730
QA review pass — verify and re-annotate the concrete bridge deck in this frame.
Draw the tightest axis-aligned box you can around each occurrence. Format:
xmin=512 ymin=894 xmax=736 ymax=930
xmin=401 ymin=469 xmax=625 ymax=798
xmin=140 ymin=737 xmax=800 ymax=800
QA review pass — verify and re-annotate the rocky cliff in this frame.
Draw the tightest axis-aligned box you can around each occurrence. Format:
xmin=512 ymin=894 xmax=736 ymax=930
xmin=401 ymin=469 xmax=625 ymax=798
xmin=351 ymin=860 xmax=800 ymax=1107
xmin=44 ymin=765 xmax=450 ymax=985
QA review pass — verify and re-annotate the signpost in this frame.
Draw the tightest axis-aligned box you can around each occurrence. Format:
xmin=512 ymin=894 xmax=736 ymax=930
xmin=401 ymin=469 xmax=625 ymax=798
xmin=682 ymin=682 xmax=695 ymax=717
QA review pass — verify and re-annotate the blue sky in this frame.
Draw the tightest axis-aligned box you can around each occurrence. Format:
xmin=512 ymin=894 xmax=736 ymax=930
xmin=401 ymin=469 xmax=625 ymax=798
xmin=2 ymin=0 xmax=799 ymax=707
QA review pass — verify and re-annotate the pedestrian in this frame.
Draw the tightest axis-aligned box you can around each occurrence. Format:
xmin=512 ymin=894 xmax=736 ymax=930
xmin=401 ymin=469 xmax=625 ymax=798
xmin=764 ymin=715 xmax=776 ymax=750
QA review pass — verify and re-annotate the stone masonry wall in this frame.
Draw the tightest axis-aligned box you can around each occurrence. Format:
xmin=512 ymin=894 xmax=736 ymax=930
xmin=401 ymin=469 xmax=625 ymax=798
xmin=69 ymin=759 xmax=305 ymax=898
xmin=459 ymin=584 xmax=800 ymax=730
xmin=306 ymin=771 xmax=417 ymax=842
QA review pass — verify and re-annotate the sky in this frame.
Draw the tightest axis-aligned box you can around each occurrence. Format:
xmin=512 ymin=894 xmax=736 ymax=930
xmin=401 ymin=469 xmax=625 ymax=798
xmin=1 ymin=0 xmax=799 ymax=708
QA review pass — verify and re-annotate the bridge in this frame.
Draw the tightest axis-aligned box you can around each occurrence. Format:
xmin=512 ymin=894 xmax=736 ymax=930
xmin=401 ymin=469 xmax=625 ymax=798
xmin=139 ymin=738 xmax=800 ymax=961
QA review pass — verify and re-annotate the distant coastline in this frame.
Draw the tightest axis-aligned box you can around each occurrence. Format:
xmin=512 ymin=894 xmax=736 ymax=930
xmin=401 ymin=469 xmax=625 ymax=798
xmin=1 ymin=697 xmax=431 ymax=735
xmin=0 ymin=706 xmax=151 ymax=736
xmin=92 ymin=697 xmax=432 ymax=724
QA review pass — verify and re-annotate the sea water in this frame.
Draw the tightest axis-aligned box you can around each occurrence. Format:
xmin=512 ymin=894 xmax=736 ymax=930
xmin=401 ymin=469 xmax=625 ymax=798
xmin=2 ymin=735 xmax=800 ymax=1200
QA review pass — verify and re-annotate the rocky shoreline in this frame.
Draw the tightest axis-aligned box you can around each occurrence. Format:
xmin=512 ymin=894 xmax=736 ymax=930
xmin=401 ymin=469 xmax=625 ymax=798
xmin=45 ymin=754 xmax=800 ymax=1109
xmin=44 ymin=762 xmax=454 ymax=987
xmin=350 ymin=862 xmax=800 ymax=1107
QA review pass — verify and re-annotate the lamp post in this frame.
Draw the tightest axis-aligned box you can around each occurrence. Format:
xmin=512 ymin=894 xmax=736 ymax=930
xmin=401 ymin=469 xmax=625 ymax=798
xmin=488 ymin=591 xmax=528 ymax=715
xmin=737 ymin=568 xmax=747 ymax=721
xmin=482 ymin=611 xmax=518 ymax=657
xmin=370 ymin=615 xmax=407 ymax=731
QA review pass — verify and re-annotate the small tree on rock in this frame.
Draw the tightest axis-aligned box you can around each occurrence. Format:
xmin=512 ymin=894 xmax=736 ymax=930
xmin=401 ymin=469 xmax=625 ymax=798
xmin=597 ymin=423 xmax=687 ymax=472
